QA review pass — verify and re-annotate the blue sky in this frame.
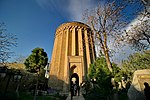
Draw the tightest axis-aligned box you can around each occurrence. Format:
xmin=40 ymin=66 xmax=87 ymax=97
xmin=0 ymin=0 xmax=70 ymax=61
xmin=0 ymin=0 xmax=143 ymax=63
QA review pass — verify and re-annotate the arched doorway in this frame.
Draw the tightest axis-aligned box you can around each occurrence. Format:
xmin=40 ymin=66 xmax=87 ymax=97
xmin=70 ymin=73 xmax=79 ymax=87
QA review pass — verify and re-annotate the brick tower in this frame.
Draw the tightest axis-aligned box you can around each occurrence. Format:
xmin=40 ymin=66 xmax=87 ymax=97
xmin=49 ymin=22 xmax=96 ymax=92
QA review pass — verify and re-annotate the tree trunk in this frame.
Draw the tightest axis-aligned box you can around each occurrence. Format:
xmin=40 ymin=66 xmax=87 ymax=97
xmin=101 ymin=31 xmax=113 ymax=72
xmin=105 ymin=50 xmax=112 ymax=72
xmin=34 ymin=68 xmax=40 ymax=100
xmin=101 ymin=45 xmax=113 ymax=72
xmin=34 ymin=74 xmax=39 ymax=100
xmin=100 ymin=42 xmax=112 ymax=72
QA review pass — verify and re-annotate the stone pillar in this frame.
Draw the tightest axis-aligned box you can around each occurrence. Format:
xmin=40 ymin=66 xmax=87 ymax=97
xmin=49 ymin=33 xmax=58 ymax=76
xmin=78 ymin=28 xmax=85 ymax=80
xmin=78 ymin=28 xmax=83 ymax=56
xmin=63 ymin=28 xmax=69 ymax=92
xmin=84 ymin=29 xmax=91 ymax=69
xmin=57 ymin=32 xmax=63 ymax=78
xmin=53 ymin=32 xmax=64 ymax=90
xmin=72 ymin=27 xmax=76 ymax=56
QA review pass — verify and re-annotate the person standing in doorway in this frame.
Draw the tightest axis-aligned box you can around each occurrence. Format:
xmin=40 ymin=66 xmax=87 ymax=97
xmin=70 ymin=81 xmax=74 ymax=100
xmin=74 ymin=83 xmax=77 ymax=96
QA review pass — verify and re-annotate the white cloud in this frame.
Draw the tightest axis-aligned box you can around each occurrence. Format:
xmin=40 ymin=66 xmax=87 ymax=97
xmin=125 ymin=14 xmax=149 ymax=32
xmin=67 ymin=0 xmax=98 ymax=21
xmin=36 ymin=0 xmax=98 ymax=21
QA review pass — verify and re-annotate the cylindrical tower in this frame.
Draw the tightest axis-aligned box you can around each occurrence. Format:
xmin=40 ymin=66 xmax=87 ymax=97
xmin=49 ymin=22 xmax=96 ymax=92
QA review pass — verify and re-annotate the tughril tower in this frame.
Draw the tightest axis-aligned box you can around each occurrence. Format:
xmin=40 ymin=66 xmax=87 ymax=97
xmin=49 ymin=22 xmax=96 ymax=92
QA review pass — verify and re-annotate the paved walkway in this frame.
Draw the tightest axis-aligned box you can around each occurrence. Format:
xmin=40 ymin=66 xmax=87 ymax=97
xmin=66 ymin=94 xmax=85 ymax=100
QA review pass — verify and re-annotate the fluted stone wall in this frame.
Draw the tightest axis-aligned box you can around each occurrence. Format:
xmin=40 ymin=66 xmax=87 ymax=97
xmin=49 ymin=22 xmax=96 ymax=92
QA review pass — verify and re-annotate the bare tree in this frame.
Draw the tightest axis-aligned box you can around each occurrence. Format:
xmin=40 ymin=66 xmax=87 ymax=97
xmin=124 ymin=17 xmax=150 ymax=50
xmin=83 ymin=1 xmax=127 ymax=72
xmin=123 ymin=0 xmax=150 ymax=51
xmin=0 ymin=23 xmax=17 ymax=64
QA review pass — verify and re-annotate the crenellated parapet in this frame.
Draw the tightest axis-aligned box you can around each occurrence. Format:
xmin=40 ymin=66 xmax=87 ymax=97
xmin=56 ymin=22 xmax=90 ymax=31
xmin=55 ymin=22 xmax=93 ymax=37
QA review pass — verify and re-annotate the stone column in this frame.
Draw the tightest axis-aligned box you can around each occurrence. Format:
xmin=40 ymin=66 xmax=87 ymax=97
xmin=63 ymin=28 xmax=69 ymax=92
xmin=78 ymin=28 xmax=85 ymax=80
xmin=72 ymin=27 xmax=76 ymax=56
xmin=78 ymin=28 xmax=83 ymax=56
xmin=56 ymin=31 xmax=63 ymax=83
xmin=84 ymin=29 xmax=91 ymax=69
xmin=49 ymin=33 xmax=58 ymax=77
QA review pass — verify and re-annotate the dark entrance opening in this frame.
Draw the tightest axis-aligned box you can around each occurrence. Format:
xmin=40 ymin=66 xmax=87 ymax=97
xmin=70 ymin=73 xmax=79 ymax=87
